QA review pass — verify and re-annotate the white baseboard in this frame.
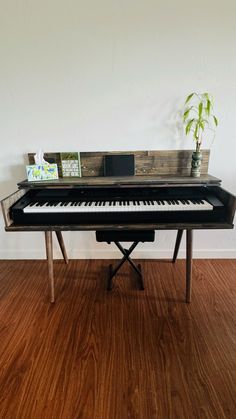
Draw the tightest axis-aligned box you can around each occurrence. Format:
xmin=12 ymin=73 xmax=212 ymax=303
xmin=0 ymin=248 xmax=235 ymax=259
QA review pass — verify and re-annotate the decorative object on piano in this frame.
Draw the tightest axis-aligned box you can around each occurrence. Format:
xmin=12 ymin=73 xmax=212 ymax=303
xmin=183 ymin=92 xmax=218 ymax=177
xmin=28 ymin=152 xmax=62 ymax=176
xmin=26 ymin=149 xmax=59 ymax=181
xmin=60 ymin=152 xmax=81 ymax=177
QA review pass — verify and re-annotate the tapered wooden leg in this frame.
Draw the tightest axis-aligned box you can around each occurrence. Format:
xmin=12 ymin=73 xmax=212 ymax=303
xmin=172 ymin=229 xmax=184 ymax=262
xmin=55 ymin=231 xmax=69 ymax=264
xmin=45 ymin=231 xmax=55 ymax=303
xmin=186 ymin=229 xmax=193 ymax=303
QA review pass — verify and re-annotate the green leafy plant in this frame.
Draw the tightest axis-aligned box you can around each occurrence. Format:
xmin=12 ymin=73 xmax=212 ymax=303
xmin=183 ymin=92 xmax=218 ymax=152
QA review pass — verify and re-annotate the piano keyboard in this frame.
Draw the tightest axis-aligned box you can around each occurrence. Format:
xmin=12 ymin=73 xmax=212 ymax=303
xmin=23 ymin=199 xmax=213 ymax=214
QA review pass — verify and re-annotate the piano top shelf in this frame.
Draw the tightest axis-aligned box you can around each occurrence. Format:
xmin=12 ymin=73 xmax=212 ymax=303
xmin=18 ymin=174 xmax=221 ymax=189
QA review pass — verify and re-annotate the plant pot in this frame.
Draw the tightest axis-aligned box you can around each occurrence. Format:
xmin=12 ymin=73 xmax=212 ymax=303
xmin=191 ymin=151 xmax=202 ymax=177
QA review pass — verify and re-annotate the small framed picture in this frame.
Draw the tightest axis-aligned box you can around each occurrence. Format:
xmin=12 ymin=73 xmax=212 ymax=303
xmin=60 ymin=152 xmax=81 ymax=177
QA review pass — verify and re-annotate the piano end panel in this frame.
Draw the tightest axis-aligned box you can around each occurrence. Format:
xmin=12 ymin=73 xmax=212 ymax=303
xmin=209 ymin=186 xmax=236 ymax=225
xmin=221 ymin=190 xmax=236 ymax=225
xmin=1 ymin=189 xmax=27 ymax=228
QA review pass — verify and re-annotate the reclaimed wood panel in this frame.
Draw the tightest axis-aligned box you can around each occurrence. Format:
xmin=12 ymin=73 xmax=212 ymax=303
xmin=28 ymin=150 xmax=210 ymax=177
xmin=0 ymin=259 xmax=236 ymax=418
xmin=80 ymin=150 xmax=210 ymax=177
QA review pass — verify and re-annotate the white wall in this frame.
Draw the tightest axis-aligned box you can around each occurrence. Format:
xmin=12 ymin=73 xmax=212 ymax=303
xmin=0 ymin=0 xmax=236 ymax=259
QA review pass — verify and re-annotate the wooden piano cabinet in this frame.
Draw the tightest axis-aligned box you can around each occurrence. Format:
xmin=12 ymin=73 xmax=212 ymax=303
xmin=1 ymin=173 xmax=236 ymax=304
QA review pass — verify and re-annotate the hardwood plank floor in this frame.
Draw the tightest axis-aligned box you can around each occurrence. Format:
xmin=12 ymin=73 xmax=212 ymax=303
xmin=0 ymin=259 xmax=236 ymax=419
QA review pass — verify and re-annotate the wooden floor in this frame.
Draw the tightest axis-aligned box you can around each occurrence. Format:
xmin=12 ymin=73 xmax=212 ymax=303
xmin=0 ymin=259 xmax=236 ymax=419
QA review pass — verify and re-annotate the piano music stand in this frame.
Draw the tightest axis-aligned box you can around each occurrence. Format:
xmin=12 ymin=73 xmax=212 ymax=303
xmin=96 ymin=230 xmax=155 ymax=291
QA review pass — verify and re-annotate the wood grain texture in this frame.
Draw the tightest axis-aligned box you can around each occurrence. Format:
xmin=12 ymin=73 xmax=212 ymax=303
xmin=28 ymin=150 xmax=210 ymax=177
xmin=17 ymin=173 xmax=221 ymax=189
xmin=0 ymin=259 xmax=236 ymax=419
xmin=5 ymin=221 xmax=235 ymax=232
xmin=81 ymin=150 xmax=210 ymax=177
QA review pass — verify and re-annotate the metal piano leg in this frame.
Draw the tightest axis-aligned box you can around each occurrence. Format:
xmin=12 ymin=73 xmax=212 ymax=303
xmin=172 ymin=229 xmax=184 ymax=263
xmin=55 ymin=231 xmax=69 ymax=264
xmin=186 ymin=229 xmax=193 ymax=303
xmin=45 ymin=231 xmax=55 ymax=303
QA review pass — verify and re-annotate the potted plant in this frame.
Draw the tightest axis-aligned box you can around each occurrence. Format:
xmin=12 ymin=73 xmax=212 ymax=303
xmin=183 ymin=92 xmax=218 ymax=177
